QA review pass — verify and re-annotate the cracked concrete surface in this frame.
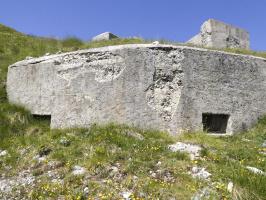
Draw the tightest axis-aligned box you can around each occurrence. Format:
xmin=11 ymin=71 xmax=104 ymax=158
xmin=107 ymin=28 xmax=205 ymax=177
xmin=57 ymin=52 xmax=126 ymax=83
xmin=7 ymin=44 xmax=266 ymax=134
xmin=146 ymin=50 xmax=184 ymax=121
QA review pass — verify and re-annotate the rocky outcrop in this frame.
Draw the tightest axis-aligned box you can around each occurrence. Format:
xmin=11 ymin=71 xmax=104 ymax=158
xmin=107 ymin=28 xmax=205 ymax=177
xmin=7 ymin=44 xmax=266 ymax=135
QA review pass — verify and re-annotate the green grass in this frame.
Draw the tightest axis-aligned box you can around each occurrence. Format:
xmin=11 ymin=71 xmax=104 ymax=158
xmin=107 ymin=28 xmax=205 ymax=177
xmin=177 ymin=122 xmax=266 ymax=199
xmin=0 ymin=104 xmax=265 ymax=199
xmin=0 ymin=24 xmax=266 ymax=199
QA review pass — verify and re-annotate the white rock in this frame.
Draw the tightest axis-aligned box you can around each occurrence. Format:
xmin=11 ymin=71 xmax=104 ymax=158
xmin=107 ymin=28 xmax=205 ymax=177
xmin=242 ymin=138 xmax=251 ymax=142
xmin=38 ymin=157 xmax=47 ymax=162
xmin=246 ymin=166 xmax=266 ymax=175
xmin=152 ymin=41 xmax=159 ymax=45
xmin=59 ymin=137 xmax=71 ymax=146
xmin=227 ymin=181 xmax=234 ymax=193
xmin=110 ymin=166 xmax=119 ymax=173
xmin=190 ymin=166 xmax=211 ymax=180
xmin=72 ymin=165 xmax=87 ymax=176
xmin=191 ymin=187 xmax=211 ymax=200
xmin=51 ymin=178 xmax=63 ymax=184
xmin=115 ymin=162 xmax=121 ymax=167
xmin=168 ymin=142 xmax=202 ymax=160
xmin=0 ymin=170 xmax=35 ymax=194
xmin=20 ymin=148 xmax=28 ymax=156
xmin=83 ymin=187 xmax=89 ymax=195
xmin=262 ymin=140 xmax=266 ymax=148
xmin=151 ymin=173 xmax=156 ymax=178
xmin=123 ymin=130 xmax=144 ymax=140
xmin=156 ymin=161 xmax=162 ymax=166
xmin=33 ymin=155 xmax=46 ymax=163
xmin=0 ymin=150 xmax=8 ymax=157
xmin=45 ymin=53 xmax=50 ymax=56
xmin=47 ymin=170 xmax=53 ymax=177
xmin=121 ymin=191 xmax=132 ymax=200
xmin=25 ymin=56 xmax=33 ymax=60
xmin=109 ymin=166 xmax=119 ymax=176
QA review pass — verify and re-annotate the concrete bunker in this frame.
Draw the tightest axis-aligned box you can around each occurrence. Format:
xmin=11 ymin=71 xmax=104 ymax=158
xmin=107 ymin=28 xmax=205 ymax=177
xmin=202 ymin=113 xmax=229 ymax=134
xmin=6 ymin=44 xmax=266 ymax=135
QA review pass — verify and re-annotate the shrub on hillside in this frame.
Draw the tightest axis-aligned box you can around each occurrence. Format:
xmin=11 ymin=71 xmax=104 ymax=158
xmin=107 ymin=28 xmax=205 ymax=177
xmin=62 ymin=37 xmax=83 ymax=50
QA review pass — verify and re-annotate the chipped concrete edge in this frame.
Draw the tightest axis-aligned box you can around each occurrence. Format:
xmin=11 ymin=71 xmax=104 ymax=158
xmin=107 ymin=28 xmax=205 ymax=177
xmin=9 ymin=44 xmax=266 ymax=68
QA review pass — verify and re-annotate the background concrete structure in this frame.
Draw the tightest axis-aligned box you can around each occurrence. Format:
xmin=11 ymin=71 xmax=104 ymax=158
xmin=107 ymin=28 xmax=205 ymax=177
xmin=7 ymin=44 xmax=266 ymax=135
xmin=92 ymin=32 xmax=119 ymax=41
xmin=187 ymin=19 xmax=250 ymax=49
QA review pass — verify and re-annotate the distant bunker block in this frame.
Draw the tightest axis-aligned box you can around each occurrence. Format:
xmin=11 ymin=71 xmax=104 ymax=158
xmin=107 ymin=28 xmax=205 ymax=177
xmin=187 ymin=19 xmax=250 ymax=50
xmin=92 ymin=32 xmax=119 ymax=41
xmin=7 ymin=44 xmax=266 ymax=135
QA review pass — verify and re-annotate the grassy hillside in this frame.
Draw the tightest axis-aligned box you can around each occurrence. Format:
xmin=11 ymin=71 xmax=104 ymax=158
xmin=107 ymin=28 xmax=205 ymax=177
xmin=0 ymin=103 xmax=265 ymax=199
xmin=0 ymin=24 xmax=266 ymax=199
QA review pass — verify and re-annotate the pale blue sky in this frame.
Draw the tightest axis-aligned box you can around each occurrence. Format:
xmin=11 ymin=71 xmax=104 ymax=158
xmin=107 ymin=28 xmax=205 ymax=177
xmin=0 ymin=0 xmax=265 ymax=50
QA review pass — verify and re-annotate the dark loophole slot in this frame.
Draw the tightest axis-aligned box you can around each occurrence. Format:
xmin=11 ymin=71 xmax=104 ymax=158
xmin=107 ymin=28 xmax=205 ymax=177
xmin=32 ymin=114 xmax=51 ymax=122
xmin=202 ymin=113 xmax=229 ymax=134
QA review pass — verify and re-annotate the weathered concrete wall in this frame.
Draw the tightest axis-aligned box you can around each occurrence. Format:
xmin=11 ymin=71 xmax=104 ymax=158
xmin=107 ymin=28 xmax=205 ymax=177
xmin=187 ymin=19 xmax=250 ymax=49
xmin=7 ymin=55 xmax=60 ymax=115
xmin=7 ymin=44 xmax=266 ymax=134
xmin=179 ymin=49 xmax=266 ymax=134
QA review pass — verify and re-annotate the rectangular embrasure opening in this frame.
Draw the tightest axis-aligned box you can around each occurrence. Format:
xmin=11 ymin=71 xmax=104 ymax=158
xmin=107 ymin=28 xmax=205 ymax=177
xmin=32 ymin=114 xmax=51 ymax=122
xmin=202 ymin=113 xmax=229 ymax=134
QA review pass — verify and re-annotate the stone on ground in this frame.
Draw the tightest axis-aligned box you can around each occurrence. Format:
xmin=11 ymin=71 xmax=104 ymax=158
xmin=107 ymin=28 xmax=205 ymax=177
xmin=168 ymin=142 xmax=202 ymax=160
xmin=227 ymin=181 xmax=234 ymax=193
xmin=59 ymin=137 xmax=71 ymax=146
xmin=0 ymin=150 xmax=8 ymax=157
xmin=121 ymin=191 xmax=132 ymax=200
xmin=123 ymin=130 xmax=144 ymax=140
xmin=0 ymin=170 xmax=35 ymax=198
xmin=262 ymin=140 xmax=266 ymax=148
xmin=191 ymin=187 xmax=212 ymax=200
xmin=72 ymin=165 xmax=87 ymax=176
xmin=190 ymin=166 xmax=212 ymax=180
xmin=246 ymin=166 xmax=266 ymax=175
